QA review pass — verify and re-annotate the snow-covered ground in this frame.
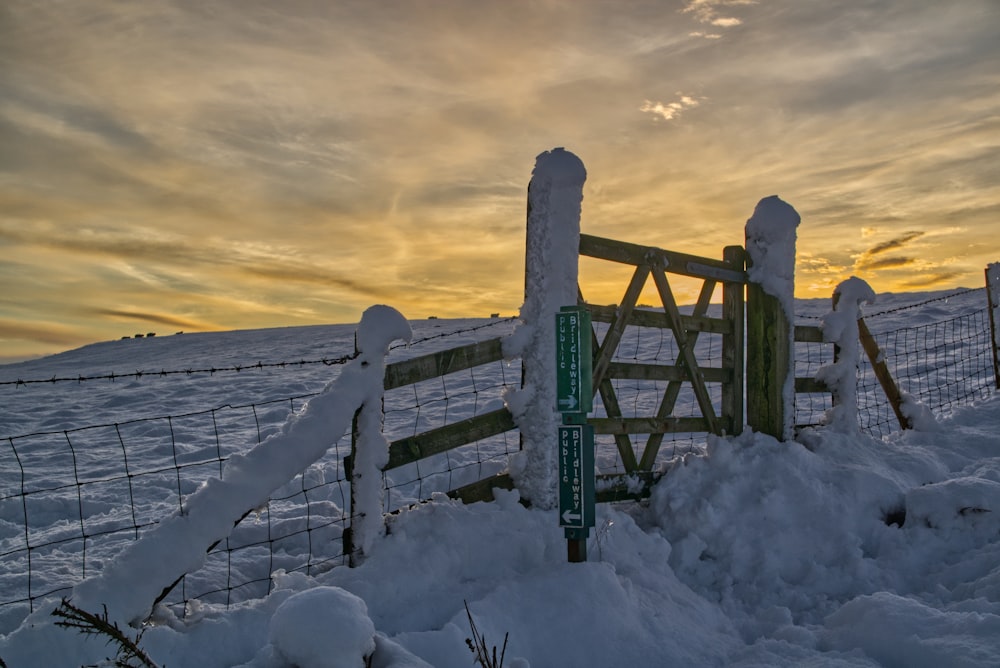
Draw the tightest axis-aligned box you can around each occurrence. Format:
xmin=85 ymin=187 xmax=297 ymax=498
xmin=1 ymin=289 xmax=999 ymax=667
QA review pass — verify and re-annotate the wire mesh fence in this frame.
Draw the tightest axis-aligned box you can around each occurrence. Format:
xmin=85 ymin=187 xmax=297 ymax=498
xmin=0 ymin=319 xmax=520 ymax=631
xmin=0 ymin=395 xmax=354 ymax=630
xmin=1 ymin=290 xmax=996 ymax=631
xmin=794 ymin=288 xmax=996 ymax=438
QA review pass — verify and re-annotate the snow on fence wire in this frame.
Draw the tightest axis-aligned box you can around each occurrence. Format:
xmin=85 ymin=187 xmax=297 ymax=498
xmin=794 ymin=286 xmax=997 ymax=438
xmin=0 ymin=320 xmax=522 ymax=630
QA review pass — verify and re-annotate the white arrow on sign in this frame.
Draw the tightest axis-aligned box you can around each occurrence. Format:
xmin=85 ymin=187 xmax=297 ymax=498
xmin=558 ymin=396 xmax=579 ymax=409
xmin=562 ymin=509 xmax=581 ymax=524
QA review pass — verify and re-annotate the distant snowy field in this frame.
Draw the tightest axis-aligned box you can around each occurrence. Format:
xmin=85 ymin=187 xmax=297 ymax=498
xmin=2 ymin=290 xmax=999 ymax=667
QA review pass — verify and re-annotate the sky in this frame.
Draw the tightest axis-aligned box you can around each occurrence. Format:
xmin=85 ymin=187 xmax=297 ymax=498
xmin=2 ymin=0 xmax=999 ymax=362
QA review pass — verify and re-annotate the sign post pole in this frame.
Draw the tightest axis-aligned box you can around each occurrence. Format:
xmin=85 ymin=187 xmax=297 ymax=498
xmin=556 ymin=306 xmax=594 ymax=563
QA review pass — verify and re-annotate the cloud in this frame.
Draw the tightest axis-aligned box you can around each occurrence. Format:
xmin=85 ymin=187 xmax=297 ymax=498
xmin=86 ymin=309 xmax=213 ymax=331
xmin=0 ymin=0 xmax=998 ymax=358
xmin=900 ymin=271 xmax=965 ymax=289
xmin=0 ymin=319 xmax=88 ymax=347
xmin=682 ymin=0 xmax=754 ymax=28
xmin=866 ymin=231 xmax=925 ymax=256
xmin=639 ymin=95 xmax=701 ymax=122
xmin=857 ymin=256 xmax=916 ymax=271
xmin=853 ymin=231 xmax=926 ymax=270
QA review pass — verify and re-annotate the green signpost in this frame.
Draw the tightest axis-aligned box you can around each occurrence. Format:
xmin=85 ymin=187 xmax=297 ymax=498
xmin=555 ymin=306 xmax=594 ymax=562
xmin=556 ymin=307 xmax=593 ymax=415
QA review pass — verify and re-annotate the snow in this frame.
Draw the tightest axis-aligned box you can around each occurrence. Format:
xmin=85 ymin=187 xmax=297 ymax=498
xmin=744 ymin=195 xmax=800 ymax=315
xmin=259 ymin=586 xmax=376 ymax=668
xmin=503 ymin=147 xmax=586 ymax=510
xmin=817 ymin=277 xmax=876 ymax=433
xmin=2 ymin=291 xmax=1000 ymax=667
xmin=352 ymin=306 xmax=413 ymax=560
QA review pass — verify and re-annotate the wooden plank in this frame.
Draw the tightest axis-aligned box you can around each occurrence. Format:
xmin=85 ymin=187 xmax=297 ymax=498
xmin=448 ymin=473 xmax=516 ymax=504
xmin=794 ymin=324 xmax=825 ymax=343
xmin=585 ymin=268 xmax=647 ymax=473
xmin=858 ymin=316 xmax=909 ymax=429
xmin=385 ymin=408 xmax=516 ymax=470
xmin=746 ymin=280 xmax=790 ymax=440
xmin=573 ymin=304 xmax=640 ymax=471
xmin=606 ymin=361 xmax=729 ymax=384
xmin=588 ymin=416 xmax=723 ymax=435
xmin=795 ymin=377 xmax=829 ymax=393
xmin=586 ymin=304 xmax=731 ymax=335
xmin=384 ymin=337 xmax=505 ymax=390
xmin=580 ymin=234 xmax=746 ymax=283
xmin=591 ymin=263 xmax=649 ymax=389
xmin=638 ymin=278 xmax=716 ymax=470
xmin=721 ymin=245 xmax=745 ymax=436
xmin=651 ymin=265 xmax=720 ymax=434
xmin=596 ymin=375 xmax=640 ymax=472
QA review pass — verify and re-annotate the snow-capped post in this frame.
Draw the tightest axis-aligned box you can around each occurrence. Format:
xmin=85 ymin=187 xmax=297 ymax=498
xmin=745 ymin=196 xmax=800 ymax=442
xmin=347 ymin=306 xmax=413 ymax=567
xmin=815 ymin=278 xmax=876 ymax=433
xmin=68 ymin=305 xmax=410 ymax=628
xmin=503 ymin=147 xmax=587 ymax=511
xmin=987 ymin=263 xmax=1000 ymax=390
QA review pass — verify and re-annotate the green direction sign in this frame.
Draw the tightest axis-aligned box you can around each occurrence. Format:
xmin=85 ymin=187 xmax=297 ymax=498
xmin=555 ymin=306 xmax=593 ymax=414
xmin=558 ymin=424 xmax=595 ymax=529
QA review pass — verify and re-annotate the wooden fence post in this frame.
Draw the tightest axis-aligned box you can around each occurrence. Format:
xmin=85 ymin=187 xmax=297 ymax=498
xmin=987 ymin=263 xmax=1000 ymax=390
xmin=744 ymin=196 xmax=800 ymax=441
xmin=504 ymin=147 xmax=586 ymax=510
xmin=722 ymin=245 xmax=746 ymax=435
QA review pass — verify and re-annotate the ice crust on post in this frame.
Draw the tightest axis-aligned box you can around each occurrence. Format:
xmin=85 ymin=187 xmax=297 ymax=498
xmin=745 ymin=195 xmax=800 ymax=441
xmin=68 ymin=305 xmax=410 ymax=627
xmin=745 ymin=195 xmax=800 ymax=312
xmin=817 ymin=277 xmax=876 ymax=433
xmin=504 ymin=147 xmax=586 ymax=510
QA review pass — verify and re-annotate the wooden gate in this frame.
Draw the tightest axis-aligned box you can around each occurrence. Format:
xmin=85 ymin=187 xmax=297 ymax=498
xmin=578 ymin=234 xmax=746 ymax=494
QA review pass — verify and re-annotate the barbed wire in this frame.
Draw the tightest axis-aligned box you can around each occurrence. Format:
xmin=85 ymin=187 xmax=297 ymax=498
xmin=796 ymin=287 xmax=985 ymax=321
xmin=1 ymin=317 xmax=518 ymax=388
xmin=864 ymin=286 xmax=985 ymax=319
xmin=1 ymin=353 xmax=361 ymax=388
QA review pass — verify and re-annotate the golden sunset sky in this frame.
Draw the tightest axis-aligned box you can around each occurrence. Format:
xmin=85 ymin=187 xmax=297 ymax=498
xmin=2 ymin=0 xmax=998 ymax=362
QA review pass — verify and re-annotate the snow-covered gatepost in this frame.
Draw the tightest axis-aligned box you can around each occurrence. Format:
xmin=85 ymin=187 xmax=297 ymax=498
xmin=67 ymin=305 xmax=411 ymax=628
xmin=745 ymin=196 xmax=800 ymax=442
xmin=503 ymin=147 xmax=587 ymax=511
xmin=987 ymin=263 xmax=1000 ymax=390
xmin=816 ymin=278 xmax=876 ymax=433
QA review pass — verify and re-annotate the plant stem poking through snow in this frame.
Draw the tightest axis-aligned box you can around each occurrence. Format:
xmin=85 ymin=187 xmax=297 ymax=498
xmin=465 ymin=600 xmax=508 ymax=668
xmin=51 ymin=599 xmax=158 ymax=668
